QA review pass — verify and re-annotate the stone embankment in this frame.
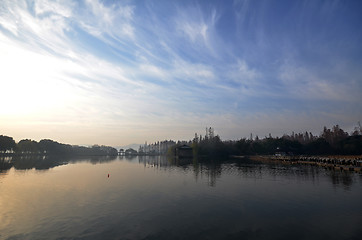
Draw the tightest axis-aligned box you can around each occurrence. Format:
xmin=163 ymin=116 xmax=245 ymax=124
xmin=250 ymin=155 xmax=362 ymax=172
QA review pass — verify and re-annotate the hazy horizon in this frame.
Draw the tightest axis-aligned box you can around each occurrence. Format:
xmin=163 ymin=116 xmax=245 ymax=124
xmin=1 ymin=0 xmax=361 ymax=146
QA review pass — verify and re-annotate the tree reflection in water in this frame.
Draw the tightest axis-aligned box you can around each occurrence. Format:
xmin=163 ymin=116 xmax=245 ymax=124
xmin=0 ymin=155 xmax=360 ymax=189
xmin=136 ymin=156 xmax=360 ymax=189
xmin=0 ymin=155 xmax=117 ymax=171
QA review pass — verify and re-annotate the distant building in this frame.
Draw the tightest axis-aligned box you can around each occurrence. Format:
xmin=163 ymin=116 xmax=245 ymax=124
xmin=175 ymin=145 xmax=193 ymax=158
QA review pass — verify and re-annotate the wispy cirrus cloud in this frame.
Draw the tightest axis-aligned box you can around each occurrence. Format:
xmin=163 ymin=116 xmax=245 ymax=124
xmin=77 ymin=0 xmax=135 ymax=40
xmin=0 ymin=0 xmax=361 ymax=145
xmin=278 ymin=61 xmax=362 ymax=102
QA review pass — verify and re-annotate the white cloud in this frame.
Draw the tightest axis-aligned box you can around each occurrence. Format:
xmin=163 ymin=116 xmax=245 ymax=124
xmin=79 ymin=0 xmax=135 ymax=39
xmin=139 ymin=64 xmax=168 ymax=80
xmin=178 ymin=21 xmax=208 ymax=43
xmin=171 ymin=59 xmax=215 ymax=85
xmin=34 ymin=0 xmax=73 ymax=18
xmin=0 ymin=0 xmax=77 ymax=63
xmin=278 ymin=62 xmax=359 ymax=101
xmin=174 ymin=5 xmax=220 ymax=54
xmin=216 ymin=59 xmax=264 ymax=99
xmin=236 ymin=60 xmax=258 ymax=80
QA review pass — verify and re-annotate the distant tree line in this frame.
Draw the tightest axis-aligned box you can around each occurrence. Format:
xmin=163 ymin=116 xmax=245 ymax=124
xmin=4 ymin=123 xmax=359 ymax=159
xmin=165 ymin=124 xmax=362 ymax=158
xmin=0 ymin=136 xmax=118 ymax=156
xmin=193 ymin=125 xmax=362 ymax=157
xmin=138 ymin=140 xmax=177 ymax=155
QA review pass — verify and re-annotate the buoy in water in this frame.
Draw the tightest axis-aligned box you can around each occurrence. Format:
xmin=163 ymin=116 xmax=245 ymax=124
xmin=108 ymin=173 xmax=109 ymax=178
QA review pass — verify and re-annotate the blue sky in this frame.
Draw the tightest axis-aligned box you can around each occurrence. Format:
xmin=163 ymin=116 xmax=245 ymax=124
xmin=1 ymin=0 xmax=361 ymax=146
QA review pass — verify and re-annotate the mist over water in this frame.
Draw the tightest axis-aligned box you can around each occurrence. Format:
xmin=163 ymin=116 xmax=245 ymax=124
xmin=1 ymin=156 xmax=361 ymax=240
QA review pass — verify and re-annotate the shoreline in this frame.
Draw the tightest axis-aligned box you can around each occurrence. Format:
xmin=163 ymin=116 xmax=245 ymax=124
xmin=247 ymin=155 xmax=362 ymax=172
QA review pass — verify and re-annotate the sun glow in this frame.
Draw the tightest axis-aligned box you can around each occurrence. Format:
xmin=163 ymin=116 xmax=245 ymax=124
xmin=0 ymin=39 xmax=80 ymax=116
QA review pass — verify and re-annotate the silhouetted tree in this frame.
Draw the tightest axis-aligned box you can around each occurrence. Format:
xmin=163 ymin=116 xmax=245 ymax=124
xmin=125 ymin=148 xmax=137 ymax=155
xmin=0 ymin=135 xmax=16 ymax=153
xmin=337 ymin=135 xmax=362 ymax=155
xmin=235 ymin=138 xmax=252 ymax=155
xmin=38 ymin=139 xmax=72 ymax=155
xmin=17 ymin=139 xmax=39 ymax=154
xmin=305 ymin=138 xmax=333 ymax=155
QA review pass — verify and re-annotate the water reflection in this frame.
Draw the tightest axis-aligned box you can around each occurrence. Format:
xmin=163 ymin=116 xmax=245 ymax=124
xmin=1 ymin=155 xmax=361 ymax=240
xmin=68 ymin=155 xmax=117 ymax=165
xmin=0 ymin=158 xmax=12 ymax=172
xmin=327 ymin=170 xmax=354 ymax=189
xmin=135 ymin=156 xmax=361 ymax=189
xmin=1 ymin=155 xmax=360 ymax=189
xmin=0 ymin=155 xmax=118 ymax=172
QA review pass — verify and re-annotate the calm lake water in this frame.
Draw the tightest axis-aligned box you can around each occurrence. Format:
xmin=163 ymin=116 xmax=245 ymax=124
xmin=1 ymin=156 xmax=361 ymax=240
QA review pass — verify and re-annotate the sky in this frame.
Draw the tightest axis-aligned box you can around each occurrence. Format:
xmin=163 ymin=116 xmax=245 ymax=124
xmin=1 ymin=0 xmax=362 ymax=146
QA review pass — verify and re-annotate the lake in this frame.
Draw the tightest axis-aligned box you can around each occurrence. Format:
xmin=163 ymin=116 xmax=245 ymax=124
xmin=0 ymin=156 xmax=361 ymax=240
